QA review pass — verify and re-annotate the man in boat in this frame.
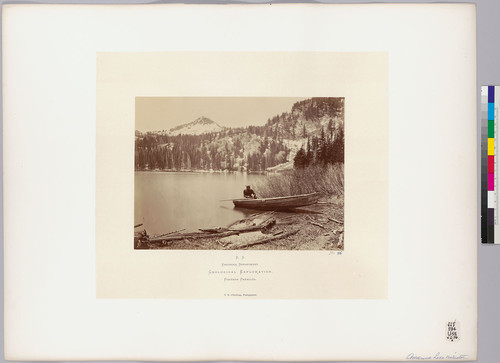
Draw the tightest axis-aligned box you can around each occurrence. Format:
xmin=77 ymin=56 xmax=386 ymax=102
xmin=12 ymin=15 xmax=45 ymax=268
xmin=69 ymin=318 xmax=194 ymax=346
xmin=243 ymin=185 xmax=257 ymax=199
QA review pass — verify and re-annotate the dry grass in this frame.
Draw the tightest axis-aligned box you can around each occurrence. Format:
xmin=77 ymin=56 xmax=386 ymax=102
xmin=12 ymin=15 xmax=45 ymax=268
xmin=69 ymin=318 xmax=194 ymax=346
xmin=254 ymin=163 xmax=344 ymax=198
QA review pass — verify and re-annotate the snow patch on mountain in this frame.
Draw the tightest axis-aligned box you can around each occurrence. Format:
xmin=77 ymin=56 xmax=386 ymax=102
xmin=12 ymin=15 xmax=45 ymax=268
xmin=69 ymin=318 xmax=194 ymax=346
xmin=168 ymin=116 xmax=223 ymax=136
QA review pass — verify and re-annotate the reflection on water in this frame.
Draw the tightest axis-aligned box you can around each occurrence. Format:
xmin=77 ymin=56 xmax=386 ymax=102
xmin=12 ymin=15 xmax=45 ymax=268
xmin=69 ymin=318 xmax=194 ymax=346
xmin=134 ymin=172 xmax=264 ymax=236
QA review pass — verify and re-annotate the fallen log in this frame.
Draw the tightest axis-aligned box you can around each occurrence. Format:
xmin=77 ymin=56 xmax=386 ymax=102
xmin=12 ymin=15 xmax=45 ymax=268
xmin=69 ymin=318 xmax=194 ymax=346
xmin=153 ymin=228 xmax=186 ymax=238
xmin=227 ymin=211 xmax=275 ymax=229
xmin=226 ymin=229 xmax=300 ymax=250
xmin=261 ymin=219 xmax=276 ymax=230
xmin=289 ymin=208 xmax=324 ymax=215
xmin=276 ymin=221 xmax=295 ymax=225
xmin=309 ymin=221 xmax=325 ymax=229
xmin=229 ymin=226 xmax=261 ymax=232
xmin=199 ymin=227 xmax=229 ymax=233
xmin=150 ymin=230 xmax=240 ymax=243
xmin=149 ymin=232 xmax=199 ymax=242
xmin=327 ymin=217 xmax=344 ymax=224
xmin=229 ymin=219 xmax=276 ymax=232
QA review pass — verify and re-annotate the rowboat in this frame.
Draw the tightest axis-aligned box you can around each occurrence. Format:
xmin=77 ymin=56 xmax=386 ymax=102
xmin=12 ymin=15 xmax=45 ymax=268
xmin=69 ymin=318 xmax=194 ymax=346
xmin=233 ymin=192 xmax=320 ymax=210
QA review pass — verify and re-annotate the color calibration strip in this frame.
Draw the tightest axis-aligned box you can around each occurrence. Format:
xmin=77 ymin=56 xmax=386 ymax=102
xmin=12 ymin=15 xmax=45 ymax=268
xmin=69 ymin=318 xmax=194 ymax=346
xmin=481 ymin=86 xmax=499 ymax=244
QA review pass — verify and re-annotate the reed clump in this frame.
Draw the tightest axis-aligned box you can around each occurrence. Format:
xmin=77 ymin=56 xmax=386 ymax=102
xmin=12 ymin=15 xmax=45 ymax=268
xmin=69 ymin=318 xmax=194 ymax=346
xmin=254 ymin=163 xmax=344 ymax=198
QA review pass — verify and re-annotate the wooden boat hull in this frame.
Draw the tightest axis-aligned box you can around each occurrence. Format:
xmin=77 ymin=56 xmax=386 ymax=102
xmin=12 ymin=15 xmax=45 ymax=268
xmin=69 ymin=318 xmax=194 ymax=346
xmin=233 ymin=193 xmax=320 ymax=210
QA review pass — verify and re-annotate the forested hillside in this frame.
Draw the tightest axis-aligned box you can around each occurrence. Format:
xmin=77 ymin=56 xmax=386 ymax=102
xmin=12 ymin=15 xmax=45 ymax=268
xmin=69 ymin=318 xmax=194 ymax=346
xmin=135 ymin=97 xmax=344 ymax=171
xmin=135 ymin=128 xmax=288 ymax=171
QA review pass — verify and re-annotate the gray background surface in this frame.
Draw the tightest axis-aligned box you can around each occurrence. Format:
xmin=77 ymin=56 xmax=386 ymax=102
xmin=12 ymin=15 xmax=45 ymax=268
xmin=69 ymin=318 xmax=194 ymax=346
xmin=0 ymin=0 xmax=498 ymax=362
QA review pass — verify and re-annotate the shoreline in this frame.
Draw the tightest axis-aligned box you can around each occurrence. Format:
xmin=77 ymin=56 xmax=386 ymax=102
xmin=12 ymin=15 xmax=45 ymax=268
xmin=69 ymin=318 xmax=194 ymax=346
xmin=137 ymin=195 xmax=344 ymax=251
xmin=134 ymin=169 xmax=274 ymax=174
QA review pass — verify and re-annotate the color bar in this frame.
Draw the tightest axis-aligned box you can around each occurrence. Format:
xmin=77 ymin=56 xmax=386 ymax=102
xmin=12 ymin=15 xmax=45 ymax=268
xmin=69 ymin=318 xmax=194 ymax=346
xmin=481 ymin=87 xmax=488 ymax=243
xmin=489 ymin=86 xmax=495 ymax=243
xmin=482 ymin=86 xmax=497 ymax=243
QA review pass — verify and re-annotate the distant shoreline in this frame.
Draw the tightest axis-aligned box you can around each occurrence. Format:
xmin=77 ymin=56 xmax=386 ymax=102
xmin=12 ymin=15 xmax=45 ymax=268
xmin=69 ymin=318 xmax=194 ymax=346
xmin=134 ymin=169 xmax=271 ymax=174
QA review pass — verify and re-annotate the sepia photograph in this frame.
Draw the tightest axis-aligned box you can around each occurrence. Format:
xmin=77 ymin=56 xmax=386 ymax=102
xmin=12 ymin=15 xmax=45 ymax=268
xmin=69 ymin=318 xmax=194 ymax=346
xmin=134 ymin=97 xmax=345 ymax=250
xmin=97 ymin=51 xmax=387 ymax=299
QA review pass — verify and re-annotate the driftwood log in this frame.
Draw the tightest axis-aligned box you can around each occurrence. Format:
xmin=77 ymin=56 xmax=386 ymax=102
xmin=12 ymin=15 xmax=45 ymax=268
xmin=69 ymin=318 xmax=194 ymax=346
xmin=229 ymin=218 xmax=276 ymax=232
xmin=276 ymin=221 xmax=295 ymax=226
xmin=148 ymin=211 xmax=280 ymax=245
xmin=153 ymin=228 xmax=186 ymax=238
xmin=226 ymin=229 xmax=300 ymax=250
xmin=327 ymin=217 xmax=344 ymax=224
xmin=309 ymin=221 xmax=325 ymax=229
xmin=199 ymin=227 xmax=229 ymax=233
xmin=149 ymin=217 xmax=277 ymax=244
xmin=227 ymin=211 xmax=275 ymax=228
xmin=149 ymin=230 xmax=240 ymax=243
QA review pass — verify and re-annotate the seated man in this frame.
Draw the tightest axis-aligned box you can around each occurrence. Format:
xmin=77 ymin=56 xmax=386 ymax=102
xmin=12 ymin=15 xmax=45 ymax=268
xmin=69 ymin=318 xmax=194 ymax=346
xmin=243 ymin=185 xmax=257 ymax=199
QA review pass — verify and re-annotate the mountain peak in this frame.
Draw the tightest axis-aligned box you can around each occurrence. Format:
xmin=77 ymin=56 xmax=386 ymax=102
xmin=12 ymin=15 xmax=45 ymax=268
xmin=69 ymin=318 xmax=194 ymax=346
xmin=169 ymin=116 xmax=223 ymax=136
xmin=192 ymin=116 xmax=215 ymax=125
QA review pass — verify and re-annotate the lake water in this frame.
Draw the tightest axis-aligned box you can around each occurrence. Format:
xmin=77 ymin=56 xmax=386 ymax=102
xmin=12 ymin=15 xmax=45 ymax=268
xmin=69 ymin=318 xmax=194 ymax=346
xmin=134 ymin=172 xmax=265 ymax=236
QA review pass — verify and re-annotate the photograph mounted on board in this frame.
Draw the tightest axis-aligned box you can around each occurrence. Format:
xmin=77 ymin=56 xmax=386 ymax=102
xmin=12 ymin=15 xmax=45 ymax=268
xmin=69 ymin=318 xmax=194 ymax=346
xmin=98 ymin=52 xmax=386 ymax=299
xmin=134 ymin=97 xmax=345 ymax=250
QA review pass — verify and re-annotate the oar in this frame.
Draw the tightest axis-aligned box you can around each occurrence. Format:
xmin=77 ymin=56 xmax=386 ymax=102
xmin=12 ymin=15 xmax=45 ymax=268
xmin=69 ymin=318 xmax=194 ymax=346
xmin=219 ymin=199 xmax=236 ymax=201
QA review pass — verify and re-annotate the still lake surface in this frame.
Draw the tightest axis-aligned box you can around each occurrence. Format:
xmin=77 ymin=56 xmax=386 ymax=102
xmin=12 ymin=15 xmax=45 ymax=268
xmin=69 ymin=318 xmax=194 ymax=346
xmin=135 ymin=172 xmax=265 ymax=236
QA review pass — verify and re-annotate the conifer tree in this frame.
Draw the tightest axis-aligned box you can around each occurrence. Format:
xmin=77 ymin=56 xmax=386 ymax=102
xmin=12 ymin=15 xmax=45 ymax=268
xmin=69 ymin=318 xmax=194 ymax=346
xmin=293 ymin=147 xmax=307 ymax=168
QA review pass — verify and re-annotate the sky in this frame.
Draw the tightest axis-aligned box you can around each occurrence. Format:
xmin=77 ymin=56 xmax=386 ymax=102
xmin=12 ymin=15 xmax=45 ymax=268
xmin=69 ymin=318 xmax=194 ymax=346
xmin=135 ymin=97 xmax=307 ymax=132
